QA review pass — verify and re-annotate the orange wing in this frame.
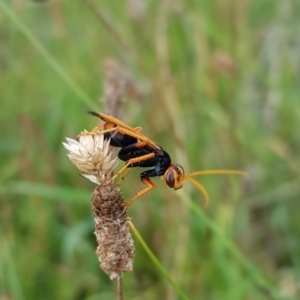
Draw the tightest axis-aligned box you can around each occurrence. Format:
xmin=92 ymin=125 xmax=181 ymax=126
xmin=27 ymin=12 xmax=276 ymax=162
xmin=89 ymin=111 xmax=161 ymax=151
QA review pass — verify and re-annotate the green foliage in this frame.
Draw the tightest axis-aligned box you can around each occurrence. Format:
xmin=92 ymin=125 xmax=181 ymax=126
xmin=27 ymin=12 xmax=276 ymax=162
xmin=1 ymin=0 xmax=300 ymax=299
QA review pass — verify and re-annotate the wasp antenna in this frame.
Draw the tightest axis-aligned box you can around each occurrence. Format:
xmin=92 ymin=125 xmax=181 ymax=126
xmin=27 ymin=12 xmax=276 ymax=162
xmin=187 ymin=170 xmax=248 ymax=177
xmin=184 ymin=176 xmax=210 ymax=208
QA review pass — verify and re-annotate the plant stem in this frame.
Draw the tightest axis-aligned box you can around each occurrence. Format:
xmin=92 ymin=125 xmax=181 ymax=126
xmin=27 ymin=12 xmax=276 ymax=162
xmin=116 ymin=276 xmax=123 ymax=300
xmin=129 ymin=220 xmax=190 ymax=300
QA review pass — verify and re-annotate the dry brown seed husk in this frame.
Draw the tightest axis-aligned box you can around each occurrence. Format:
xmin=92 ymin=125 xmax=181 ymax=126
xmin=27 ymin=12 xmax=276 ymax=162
xmin=92 ymin=185 xmax=135 ymax=280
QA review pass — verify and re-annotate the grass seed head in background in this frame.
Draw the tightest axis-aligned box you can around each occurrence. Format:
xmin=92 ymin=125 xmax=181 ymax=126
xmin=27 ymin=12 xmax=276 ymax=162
xmin=63 ymin=133 xmax=135 ymax=280
xmin=101 ymin=59 xmax=142 ymax=119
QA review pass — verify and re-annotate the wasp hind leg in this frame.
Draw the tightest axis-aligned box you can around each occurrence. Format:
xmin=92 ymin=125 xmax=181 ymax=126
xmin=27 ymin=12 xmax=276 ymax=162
xmin=105 ymin=149 xmax=155 ymax=185
xmin=125 ymin=177 xmax=156 ymax=209
xmin=115 ymin=167 xmax=132 ymax=187
xmin=77 ymin=126 xmax=118 ymax=140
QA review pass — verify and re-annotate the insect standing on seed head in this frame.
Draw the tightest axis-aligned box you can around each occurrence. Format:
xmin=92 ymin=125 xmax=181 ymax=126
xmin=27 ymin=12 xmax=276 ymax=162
xmin=78 ymin=111 xmax=247 ymax=209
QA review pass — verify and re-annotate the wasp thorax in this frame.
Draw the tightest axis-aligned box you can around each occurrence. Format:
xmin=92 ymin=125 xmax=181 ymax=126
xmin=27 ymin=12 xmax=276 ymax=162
xmin=164 ymin=164 xmax=185 ymax=190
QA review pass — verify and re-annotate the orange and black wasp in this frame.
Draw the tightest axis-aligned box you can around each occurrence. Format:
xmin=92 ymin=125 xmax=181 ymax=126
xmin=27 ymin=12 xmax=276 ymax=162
xmin=84 ymin=111 xmax=247 ymax=208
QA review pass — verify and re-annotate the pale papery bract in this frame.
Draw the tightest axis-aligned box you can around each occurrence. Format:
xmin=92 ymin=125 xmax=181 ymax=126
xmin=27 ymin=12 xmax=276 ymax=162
xmin=63 ymin=133 xmax=118 ymax=182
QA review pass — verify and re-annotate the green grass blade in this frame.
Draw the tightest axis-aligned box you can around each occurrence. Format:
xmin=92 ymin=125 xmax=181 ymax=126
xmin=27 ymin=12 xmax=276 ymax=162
xmin=7 ymin=181 xmax=90 ymax=203
xmin=0 ymin=232 xmax=25 ymax=300
xmin=0 ymin=0 xmax=97 ymax=109
xmin=128 ymin=220 xmax=190 ymax=300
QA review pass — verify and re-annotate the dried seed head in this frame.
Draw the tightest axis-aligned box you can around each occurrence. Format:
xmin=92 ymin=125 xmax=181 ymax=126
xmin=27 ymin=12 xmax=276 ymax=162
xmin=101 ymin=60 xmax=127 ymax=119
xmin=101 ymin=60 xmax=142 ymax=118
xmin=127 ymin=0 xmax=146 ymax=22
xmin=93 ymin=185 xmax=135 ymax=280
xmin=63 ymin=133 xmax=118 ymax=184
xmin=63 ymin=133 xmax=135 ymax=280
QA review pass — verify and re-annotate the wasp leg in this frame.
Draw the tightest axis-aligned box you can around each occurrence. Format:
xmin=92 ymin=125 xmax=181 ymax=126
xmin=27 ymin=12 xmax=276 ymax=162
xmin=133 ymin=126 xmax=143 ymax=133
xmin=76 ymin=126 xmax=118 ymax=139
xmin=115 ymin=167 xmax=132 ymax=187
xmin=92 ymin=125 xmax=142 ymax=135
xmin=115 ymin=141 xmax=152 ymax=186
xmin=77 ymin=125 xmax=141 ymax=140
xmin=125 ymin=177 xmax=156 ymax=209
xmin=105 ymin=150 xmax=155 ymax=184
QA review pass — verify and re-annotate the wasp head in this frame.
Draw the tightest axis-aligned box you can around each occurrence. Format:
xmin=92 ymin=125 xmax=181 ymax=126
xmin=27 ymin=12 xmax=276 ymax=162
xmin=164 ymin=164 xmax=185 ymax=190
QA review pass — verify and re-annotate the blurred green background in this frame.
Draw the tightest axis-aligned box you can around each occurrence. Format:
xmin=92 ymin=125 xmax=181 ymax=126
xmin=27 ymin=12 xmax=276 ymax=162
xmin=1 ymin=0 xmax=300 ymax=299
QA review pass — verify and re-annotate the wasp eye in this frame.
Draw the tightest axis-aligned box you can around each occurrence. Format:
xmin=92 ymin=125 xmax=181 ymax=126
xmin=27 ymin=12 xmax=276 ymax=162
xmin=165 ymin=169 xmax=175 ymax=188
xmin=173 ymin=164 xmax=184 ymax=176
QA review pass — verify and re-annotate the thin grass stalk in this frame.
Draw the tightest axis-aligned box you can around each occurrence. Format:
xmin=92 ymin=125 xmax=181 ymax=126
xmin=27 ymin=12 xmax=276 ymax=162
xmin=82 ymin=0 xmax=152 ymax=77
xmin=1 ymin=233 xmax=25 ymax=300
xmin=0 ymin=0 xmax=96 ymax=109
xmin=128 ymin=220 xmax=190 ymax=300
